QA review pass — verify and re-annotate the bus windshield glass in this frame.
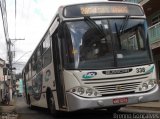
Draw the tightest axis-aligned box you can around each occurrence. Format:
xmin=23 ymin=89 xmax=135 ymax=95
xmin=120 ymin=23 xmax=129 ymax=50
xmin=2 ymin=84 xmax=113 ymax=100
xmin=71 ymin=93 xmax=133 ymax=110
xmin=62 ymin=18 xmax=152 ymax=69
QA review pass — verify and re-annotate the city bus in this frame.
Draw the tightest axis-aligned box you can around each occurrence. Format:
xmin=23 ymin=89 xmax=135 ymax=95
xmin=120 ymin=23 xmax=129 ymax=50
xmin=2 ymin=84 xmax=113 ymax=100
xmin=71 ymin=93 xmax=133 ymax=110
xmin=22 ymin=1 xmax=160 ymax=114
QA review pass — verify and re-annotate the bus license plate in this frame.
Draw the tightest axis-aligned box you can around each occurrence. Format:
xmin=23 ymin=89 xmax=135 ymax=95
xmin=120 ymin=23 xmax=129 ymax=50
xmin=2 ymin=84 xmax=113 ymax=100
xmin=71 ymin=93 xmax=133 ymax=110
xmin=113 ymin=97 xmax=128 ymax=104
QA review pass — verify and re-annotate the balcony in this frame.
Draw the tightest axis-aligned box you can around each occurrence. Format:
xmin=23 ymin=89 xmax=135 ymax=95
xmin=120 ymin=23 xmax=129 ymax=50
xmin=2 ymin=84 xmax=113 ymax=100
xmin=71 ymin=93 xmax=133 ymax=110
xmin=148 ymin=22 xmax=160 ymax=49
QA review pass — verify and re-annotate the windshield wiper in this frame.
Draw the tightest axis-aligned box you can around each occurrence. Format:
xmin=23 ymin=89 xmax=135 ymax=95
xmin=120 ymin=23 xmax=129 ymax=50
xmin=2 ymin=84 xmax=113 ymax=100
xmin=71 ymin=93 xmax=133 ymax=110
xmin=115 ymin=22 xmax=121 ymax=49
xmin=114 ymin=15 xmax=130 ymax=49
xmin=119 ymin=15 xmax=130 ymax=35
xmin=84 ymin=16 xmax=106 ymax=38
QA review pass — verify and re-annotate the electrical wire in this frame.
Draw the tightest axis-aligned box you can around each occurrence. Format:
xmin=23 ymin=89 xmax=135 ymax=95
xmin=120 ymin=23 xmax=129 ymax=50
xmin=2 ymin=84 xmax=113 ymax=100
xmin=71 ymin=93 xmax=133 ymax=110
xmin=0 ymin=0 xmax=11 ymax=61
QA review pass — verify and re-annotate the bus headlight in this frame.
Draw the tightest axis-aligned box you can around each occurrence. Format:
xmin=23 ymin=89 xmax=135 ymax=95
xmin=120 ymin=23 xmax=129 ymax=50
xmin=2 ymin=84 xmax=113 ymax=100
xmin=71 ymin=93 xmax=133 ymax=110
xmin=69 ymin=86 xmax=101 ymax=97
xmin=148 ymin=80 xmax=155 ymax=88
xmin=86 ymin=88 xmax=93 ymax=96
xmin=142 ymin=83 xmax=148 ymax=90
xmin=137 ymin=79 xmax=156 ymax=92
xmin=77 ymin=87 xmax=85 ymax=95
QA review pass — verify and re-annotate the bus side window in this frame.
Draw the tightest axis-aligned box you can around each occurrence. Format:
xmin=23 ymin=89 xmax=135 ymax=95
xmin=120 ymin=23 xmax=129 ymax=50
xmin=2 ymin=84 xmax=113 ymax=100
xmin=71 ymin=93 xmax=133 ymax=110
xmin=25 ymin=65 xmax=29 ymax=81
xmin=32 ymin=53 xmax=36 ymax=76
xmin=36 ymin=46 xmax=43 ymax=73
xmin=42 ymin=34 xmax=52 ymax=68
xmin=28 ymin=60 xmax=32 ymax=79
xmin=43 ymin=34 xmax=50 ymax=53
xmin=43 ymin=47 xmax=52 ymax=68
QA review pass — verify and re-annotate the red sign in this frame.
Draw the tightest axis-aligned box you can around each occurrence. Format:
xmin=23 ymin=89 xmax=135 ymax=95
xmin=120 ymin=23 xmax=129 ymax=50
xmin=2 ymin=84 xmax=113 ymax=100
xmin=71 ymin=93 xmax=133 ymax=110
xmin=113 ymin=97 xmax=128 ymax=104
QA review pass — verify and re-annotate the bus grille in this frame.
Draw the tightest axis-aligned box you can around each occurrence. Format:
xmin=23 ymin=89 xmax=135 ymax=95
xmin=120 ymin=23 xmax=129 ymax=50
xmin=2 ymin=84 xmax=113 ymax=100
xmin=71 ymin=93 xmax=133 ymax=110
xmin=81 ymin=74 xmax=149 ymax=96
xmin=93 ymin=82 xmax=141 ymax=95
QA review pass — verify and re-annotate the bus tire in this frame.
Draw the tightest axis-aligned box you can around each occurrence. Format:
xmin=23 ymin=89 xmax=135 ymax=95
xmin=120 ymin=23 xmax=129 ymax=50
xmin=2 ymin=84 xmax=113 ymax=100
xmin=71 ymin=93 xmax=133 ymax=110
xmin=28 ymin=95 xmax=33 ymax=109
xmin=47 ymin=91 xmax=57 ymax=116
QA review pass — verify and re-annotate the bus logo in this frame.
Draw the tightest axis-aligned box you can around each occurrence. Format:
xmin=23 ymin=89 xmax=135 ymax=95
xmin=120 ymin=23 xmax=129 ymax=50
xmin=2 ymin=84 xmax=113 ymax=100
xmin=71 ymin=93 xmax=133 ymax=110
xmin=116 ymin=85 xmax=122 ymax=91
xmin=82 ymin=72 xmax=97 ymax=79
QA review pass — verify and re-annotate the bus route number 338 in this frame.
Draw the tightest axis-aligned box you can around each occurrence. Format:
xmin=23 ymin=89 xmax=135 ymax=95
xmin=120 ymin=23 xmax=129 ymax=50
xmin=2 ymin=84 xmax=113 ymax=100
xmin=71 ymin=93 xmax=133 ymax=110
xmin=136 ymin=67 xmax=145 ymax=73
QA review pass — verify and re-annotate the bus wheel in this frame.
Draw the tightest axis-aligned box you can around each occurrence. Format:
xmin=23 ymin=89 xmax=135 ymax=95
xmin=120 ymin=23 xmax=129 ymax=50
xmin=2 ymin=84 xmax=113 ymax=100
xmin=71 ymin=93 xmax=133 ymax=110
xmin=28 ymin=95 xmax=33 ymax=109
xmin=47 ymin=92 xmax=57 ymax=115
xmin=107 ymin=106 xmax=121 ymax=113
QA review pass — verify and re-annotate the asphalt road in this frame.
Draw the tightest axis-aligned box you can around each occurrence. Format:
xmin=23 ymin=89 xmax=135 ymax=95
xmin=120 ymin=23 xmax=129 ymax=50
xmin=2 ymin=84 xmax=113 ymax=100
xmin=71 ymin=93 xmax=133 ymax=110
xmin=15 ymin=97 xmax=51 ymax=119
xmin=15 ymin=97 xmax=160 ymax=119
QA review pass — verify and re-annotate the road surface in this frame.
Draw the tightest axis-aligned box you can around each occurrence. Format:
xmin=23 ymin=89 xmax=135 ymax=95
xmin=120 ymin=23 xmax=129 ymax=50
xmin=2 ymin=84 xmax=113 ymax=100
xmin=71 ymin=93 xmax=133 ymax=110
xmin=15 ymin=97 xmax=160 ymax=119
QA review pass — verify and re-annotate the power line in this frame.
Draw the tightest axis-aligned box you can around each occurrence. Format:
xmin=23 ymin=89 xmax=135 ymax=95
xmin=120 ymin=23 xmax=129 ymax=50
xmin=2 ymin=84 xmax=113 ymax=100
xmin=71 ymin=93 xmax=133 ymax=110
xmin=12 ymin=62 xmax=26 ymax=64
xmin=15 ymin=0 xmax=16 ymax=20
xmin=24 ymin=0 xmax=31 ymax=39
xmin=0 ymin=0 xmax=14 ymax=101
xmin=13 ymin=51 xmax=31 ymax=64
xmin=0 ymin=0 xmax=10 ymax=46
xmin=14 ymin=0 xmax=16 ymax=41
xmin=0 ymin=0 xmax=12 ymax=65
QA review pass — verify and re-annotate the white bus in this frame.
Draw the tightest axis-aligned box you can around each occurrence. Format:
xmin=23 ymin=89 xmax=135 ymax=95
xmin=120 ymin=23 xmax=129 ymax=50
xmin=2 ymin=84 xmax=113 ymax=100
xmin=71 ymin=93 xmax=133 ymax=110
xmin=22 ymin=1 xmax=160 ymax=114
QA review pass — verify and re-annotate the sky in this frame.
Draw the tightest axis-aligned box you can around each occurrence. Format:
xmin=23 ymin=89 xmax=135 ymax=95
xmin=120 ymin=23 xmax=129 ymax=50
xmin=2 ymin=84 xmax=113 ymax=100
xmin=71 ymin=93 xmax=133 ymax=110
xmin=0 ymin=0 xmax=100 ymax=73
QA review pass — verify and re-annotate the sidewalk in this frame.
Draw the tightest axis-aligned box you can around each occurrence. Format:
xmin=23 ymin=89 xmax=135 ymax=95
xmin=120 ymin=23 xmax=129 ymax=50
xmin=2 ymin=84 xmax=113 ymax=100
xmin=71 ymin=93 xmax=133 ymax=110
xmin=0 ymin=98 xmax=16 ymax=113
xmin=124 ymin=82 xmax=160 ymax=112
xmin=125 ymin=100 xmax=160 ymax=112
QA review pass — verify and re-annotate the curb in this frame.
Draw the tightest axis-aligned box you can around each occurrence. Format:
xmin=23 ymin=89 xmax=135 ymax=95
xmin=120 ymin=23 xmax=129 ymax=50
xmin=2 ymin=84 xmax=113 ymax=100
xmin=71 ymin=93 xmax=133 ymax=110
xmin=1 ymin=112 xmax=18 ymax=119
xmin=0 ymin=99 xmax=16 ymax=113
xmin=121 ymin=107 xmax=160 ymax=113
xmin=126 ymin=106 xmax=160 ymax=111
xmin=0 ymin=105 xmax=16 ymax=113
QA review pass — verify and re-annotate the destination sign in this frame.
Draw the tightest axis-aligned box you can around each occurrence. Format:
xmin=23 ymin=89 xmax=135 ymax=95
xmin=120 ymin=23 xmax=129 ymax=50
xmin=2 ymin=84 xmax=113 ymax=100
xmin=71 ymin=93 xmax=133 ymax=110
xmin=63 ymin=3 xmax=144 ymax=18
xmin=80 ymin=6 xmax=128 ymax=15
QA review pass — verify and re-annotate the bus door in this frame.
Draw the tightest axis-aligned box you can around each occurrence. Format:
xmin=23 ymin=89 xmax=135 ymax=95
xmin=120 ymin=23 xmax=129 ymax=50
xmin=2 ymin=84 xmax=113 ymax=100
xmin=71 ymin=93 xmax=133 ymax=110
xmin=52 ymin=34 xmax=67 ymax=109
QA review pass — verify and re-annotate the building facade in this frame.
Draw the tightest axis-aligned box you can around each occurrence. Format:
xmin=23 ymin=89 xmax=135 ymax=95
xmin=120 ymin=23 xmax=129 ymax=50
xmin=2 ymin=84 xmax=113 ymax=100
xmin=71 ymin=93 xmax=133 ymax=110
xmin=126 ymin=0 xmax=160 ymax=80
xmin=0 ymin=58 xmax=5 ymax=102
xmin=143 ymin=0 xmax=160 ymax=81
xmin=109 ymin=0 xmax=160 ymax=80
xmin=16 ymin=78 xmax=23 ymax=96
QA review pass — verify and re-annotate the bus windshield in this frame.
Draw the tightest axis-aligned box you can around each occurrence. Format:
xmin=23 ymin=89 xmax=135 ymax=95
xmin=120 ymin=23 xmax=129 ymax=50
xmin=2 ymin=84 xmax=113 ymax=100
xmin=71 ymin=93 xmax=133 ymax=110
xmin=62 ymin=18 xmax=152 ymax=69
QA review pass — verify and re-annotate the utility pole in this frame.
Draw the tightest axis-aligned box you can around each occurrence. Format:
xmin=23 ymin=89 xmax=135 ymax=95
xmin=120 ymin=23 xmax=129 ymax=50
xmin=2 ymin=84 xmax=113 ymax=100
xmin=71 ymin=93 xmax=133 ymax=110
xmin=0 ymin=0 xmax=12 ymax=102
xmin=0 ymin=0 xmax=25 ymax=102
xmin=8 ymin=39 xmax=24 ymax=101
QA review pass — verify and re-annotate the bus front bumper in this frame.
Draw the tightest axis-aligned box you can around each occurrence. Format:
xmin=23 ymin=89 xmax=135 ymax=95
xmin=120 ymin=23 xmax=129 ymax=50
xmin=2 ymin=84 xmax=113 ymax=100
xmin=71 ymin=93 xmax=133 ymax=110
xmin=66 ymin=85 xmax=160 ymax=111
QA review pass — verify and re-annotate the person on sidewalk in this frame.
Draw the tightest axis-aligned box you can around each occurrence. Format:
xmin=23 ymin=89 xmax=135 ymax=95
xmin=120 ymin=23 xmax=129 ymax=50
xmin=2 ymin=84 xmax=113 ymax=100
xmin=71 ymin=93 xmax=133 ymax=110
xmin=3 ymin=92 xmax=10 ymax=105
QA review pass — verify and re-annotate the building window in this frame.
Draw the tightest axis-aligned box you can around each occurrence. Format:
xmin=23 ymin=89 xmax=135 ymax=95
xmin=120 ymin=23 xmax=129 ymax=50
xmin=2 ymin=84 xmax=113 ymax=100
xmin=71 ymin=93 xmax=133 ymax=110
xmin=151 ymin=14 xmax=160 ymax=25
